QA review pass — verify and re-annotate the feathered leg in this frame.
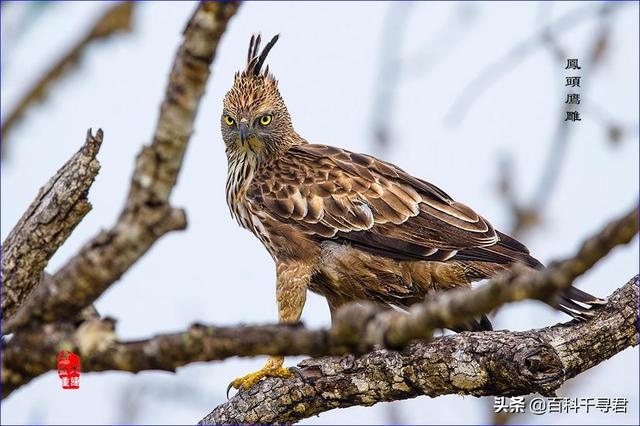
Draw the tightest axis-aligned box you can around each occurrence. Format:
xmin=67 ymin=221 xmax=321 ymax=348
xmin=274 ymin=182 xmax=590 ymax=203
xmin=227 ymin=261 xmax=310 ymax=393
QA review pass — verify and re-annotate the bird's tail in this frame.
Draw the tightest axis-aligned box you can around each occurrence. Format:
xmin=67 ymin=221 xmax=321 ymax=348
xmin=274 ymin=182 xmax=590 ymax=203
xmin=495 ymin=231 xmax=607 ymax=320
xmin=557 ymin=285 xmax=607 ymax=319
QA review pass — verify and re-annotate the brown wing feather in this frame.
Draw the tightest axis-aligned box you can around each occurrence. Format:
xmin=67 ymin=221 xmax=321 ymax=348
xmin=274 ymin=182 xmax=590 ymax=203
xmin=248 ymin=144 xmax=506 ymax=263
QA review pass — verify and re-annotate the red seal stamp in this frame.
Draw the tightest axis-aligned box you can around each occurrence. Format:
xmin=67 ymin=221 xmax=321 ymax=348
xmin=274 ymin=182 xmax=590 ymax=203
xmin=57 ymin=351 xmax=80 ymax=389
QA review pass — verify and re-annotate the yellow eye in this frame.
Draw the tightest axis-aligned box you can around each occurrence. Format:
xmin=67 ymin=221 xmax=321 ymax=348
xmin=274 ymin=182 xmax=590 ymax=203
xmin=259 ymin=115 xmax=272 ymax=126
xmin=224 ymin=115 xmax=235 ymax=126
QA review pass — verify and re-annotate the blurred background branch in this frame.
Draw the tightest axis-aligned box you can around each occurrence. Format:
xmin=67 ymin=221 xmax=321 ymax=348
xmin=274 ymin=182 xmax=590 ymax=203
xmin=490 ymin=7 xmax=634 ymax=422
xmin=3 ymin=203 xmax=637 ymax=402
xmin=3 ymin=1 xmax=241 ymax=335
xmin=444 ymin=2 xmax=627 ymax=125
xmin=1 ymin=2 xmax=136 ymax=159
xmin=369 ymin=3 xmax=477 ymax=155
xmin=496 ymin=3 xmax=626 ymax=239
xmin=202 ymin=275 xmax=638 ymax=424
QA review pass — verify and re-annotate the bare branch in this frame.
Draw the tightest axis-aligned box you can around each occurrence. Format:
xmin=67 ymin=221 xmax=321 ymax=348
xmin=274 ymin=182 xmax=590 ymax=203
xmin=3 ymin=1 xmax=242 ymax=334
xmin=2 ymin=274 xmax=636 ymax=401
xmin=491 ymin=9 xmax=621 ymax=420
xmin=530 ymin=5 xmax=613 ymax=211
xmin=203 ymin=276 xmax=638 ymax=424
xmin=2 ymin=204 xmax=636 ymax=398
xmin=444 ymin=2 xmax=626 ymax=125
xmin=1 ymin=2 xmax=136 ymax=150
xmin=327 ymin=204 xmax=637 ymax=351
xmin=497 ymin=4 xmax=617 ymax=239
xmin=1 ymin=129 xmax=103 ymax=320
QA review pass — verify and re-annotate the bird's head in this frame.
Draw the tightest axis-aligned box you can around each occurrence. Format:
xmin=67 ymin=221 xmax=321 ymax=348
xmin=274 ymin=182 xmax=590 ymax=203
xmin=222 ymin=34 xmax=295 ymax=160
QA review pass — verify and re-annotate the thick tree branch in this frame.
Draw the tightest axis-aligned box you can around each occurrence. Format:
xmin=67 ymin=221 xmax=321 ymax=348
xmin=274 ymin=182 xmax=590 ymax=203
xmin=2 ymin=275 xmax=636 ymax=402
xmin=1 ymin=2 xmax=136 ymax=150
xmin=202 ymin=276 xmax=638 ymax=424
xmin=2 ymin=206 xmax=636 ymax=399
xmin=323 ymin=204 xmax=637 ymax=352
xmin=3 ymin=2 xmax=241 ymax=334
xmin=1 ymin=129 xmax=103 ymax=320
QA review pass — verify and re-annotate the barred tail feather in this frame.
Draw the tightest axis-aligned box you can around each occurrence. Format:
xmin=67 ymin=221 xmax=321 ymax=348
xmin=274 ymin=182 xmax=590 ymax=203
xmin=499 ymin=231 xmax=607 ymax=321
xmin=475 ymin=230 xmax=607 ymax=321
xmin=558 ymin=285 xmax=608 ymax=321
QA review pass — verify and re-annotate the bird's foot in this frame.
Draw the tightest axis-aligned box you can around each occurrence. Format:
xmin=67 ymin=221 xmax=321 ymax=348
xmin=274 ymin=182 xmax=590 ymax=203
xmin=226 ymin=356 xmax=294 ymax=398
xmin=229 ymin=366 xmax=294 ymax=390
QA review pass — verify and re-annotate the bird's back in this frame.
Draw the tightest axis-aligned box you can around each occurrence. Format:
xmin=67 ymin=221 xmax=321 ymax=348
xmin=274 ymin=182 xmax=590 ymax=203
xmin=221 ymin=34 xmax=604 ymax=336
xmin=246 ymin=143 xmax=603 ymax=328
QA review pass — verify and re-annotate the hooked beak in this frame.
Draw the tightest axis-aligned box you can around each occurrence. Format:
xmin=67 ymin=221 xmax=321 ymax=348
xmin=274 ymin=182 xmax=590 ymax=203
xmin=239 ymin=122 xmax=250 ymax=145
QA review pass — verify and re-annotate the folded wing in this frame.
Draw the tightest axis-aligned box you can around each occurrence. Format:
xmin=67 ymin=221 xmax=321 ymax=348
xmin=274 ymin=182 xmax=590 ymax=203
xmin=248 ymin=144 xmax=528 ymax=264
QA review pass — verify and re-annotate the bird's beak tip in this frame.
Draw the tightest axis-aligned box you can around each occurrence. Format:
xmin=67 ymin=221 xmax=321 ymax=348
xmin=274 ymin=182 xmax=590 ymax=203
xmin=239 ymin=122 xmax=250 ymax=145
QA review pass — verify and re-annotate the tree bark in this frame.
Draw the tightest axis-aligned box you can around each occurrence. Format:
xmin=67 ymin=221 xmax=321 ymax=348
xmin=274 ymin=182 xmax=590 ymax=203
xmin=201 ymin=276 xmax=638 ymax=424
xmin=2 ymin=205 xmax=636 ymax=398
xmin=1 ymin=129 xmax=102 ymax=320
xmin=3 ymin=1 xmax=241 ymax=334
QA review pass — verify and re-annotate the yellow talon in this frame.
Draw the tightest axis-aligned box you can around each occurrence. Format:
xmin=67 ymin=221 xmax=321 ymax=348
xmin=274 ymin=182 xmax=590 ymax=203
xmin=227 ymin=356 xmax=294 ymax=397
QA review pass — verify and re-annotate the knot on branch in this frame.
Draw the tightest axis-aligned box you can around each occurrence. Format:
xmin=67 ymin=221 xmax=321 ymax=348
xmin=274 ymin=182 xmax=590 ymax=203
xmin=516 ymin=345 xmax=564 ymax=391
xmin=484 ymin=334 xmax=564 ymax=397
xmin=75 ymin=318 xmax=117 ymax=356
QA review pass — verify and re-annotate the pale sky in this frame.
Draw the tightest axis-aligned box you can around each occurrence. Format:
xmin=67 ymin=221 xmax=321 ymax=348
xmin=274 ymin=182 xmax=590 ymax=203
xmin=1 ymin=1 xmax=638 ymax=424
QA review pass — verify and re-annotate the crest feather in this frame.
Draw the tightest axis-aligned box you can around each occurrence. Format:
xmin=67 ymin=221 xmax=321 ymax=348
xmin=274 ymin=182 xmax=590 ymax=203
xmin=245 ymin=33 xmax=279 ymax=77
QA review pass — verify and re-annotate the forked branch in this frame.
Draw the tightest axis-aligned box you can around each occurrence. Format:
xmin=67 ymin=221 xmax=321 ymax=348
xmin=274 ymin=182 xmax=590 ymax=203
xmin=2 ymin=206 xmax=637 ymax=402
xmin=3 ymin=1 xmax=241 ymax=334
xmin=202 ymin=276 xmax=638 ymax=424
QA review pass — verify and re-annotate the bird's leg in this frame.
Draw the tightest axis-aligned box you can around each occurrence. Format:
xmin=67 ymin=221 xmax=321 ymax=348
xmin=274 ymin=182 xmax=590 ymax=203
xmin=227 ymin=261 xmax=310 ymax=393
xmin=227 ymin=355 xmax=292 ymax=395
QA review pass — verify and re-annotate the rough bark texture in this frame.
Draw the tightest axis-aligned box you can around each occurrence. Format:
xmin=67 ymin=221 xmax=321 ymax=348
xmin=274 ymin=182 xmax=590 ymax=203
xmin=3 ymin=2 xmax=241 ymax=334
xmin=201 ymin=276 xmax=638 ymax=424
xmin=1 ymin=2 xmax=136 ymax=149
xmin=2 ymin=275 xmax=636 ymax=402
xmin=347 ymin=205 xmax=638 ymax=350
xmin=1 ymin=205 xmax=636 ymax=398
xmin=1 ymin=129 xmax=103 ymax=320
xmin=0 ymin=4 xmax=636 ymax=424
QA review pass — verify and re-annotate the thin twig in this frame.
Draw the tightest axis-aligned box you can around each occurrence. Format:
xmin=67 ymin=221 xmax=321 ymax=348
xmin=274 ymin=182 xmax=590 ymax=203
xmin=2 ymin=1 xmax=242 ymax=334
xmin=2 ymin=204 xmax=636 ymax=398
xmin=203 ymin=275 xmax=638 ymax=424
xmin=1 ymin=2 xmax=136 ymax=153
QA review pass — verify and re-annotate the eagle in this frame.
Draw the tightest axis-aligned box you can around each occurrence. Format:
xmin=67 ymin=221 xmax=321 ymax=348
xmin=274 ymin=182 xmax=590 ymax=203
xmin=221 ymin=34 xmax=603 ymax=392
